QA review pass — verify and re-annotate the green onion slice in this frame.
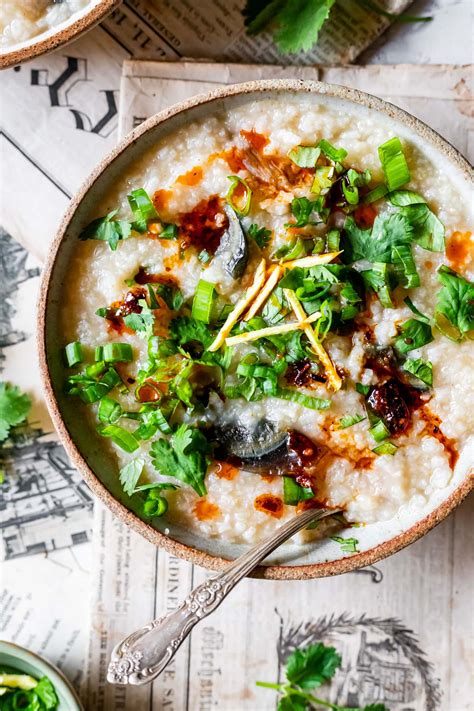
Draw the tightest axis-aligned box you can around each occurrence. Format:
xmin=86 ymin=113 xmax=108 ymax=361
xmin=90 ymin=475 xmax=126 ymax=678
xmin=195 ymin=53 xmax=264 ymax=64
xmin=372 ymin=441 xmax=398 ymax=456
xmin=227 ymin=175 xmax=252 ymax=216
xmin=311 ymin=165 xmax=335 ymax=196
xmin=64 ymin=342 xmax=83 ymax=367
xmin=276 ymin=388 xmax=331 ymax=411
xmin=318 ymin=139 xmax=348 ymax=163
xmin=369 ymin=419 xmax=390 ymax=442
xmin=98 ymin=397 xmax=123 ymax=424
xmin=283 ymin=476 xmax=314 ymax=506
xmin=191 ymin=279 xmax=216 ymax=323
xmin=98 ymin=424 xmax=139 ymax=453
xmin=102 ymin=342 xmax=133 ymax=363
xmin=392 ymin=244 xmax=420 ymax=289
xmin=378 ymin=137 xmax=410 ymax=191
xmin=339 ymin=414 xmax=366 ymax=429
xmin=364 ymin=184 xmax=388 ymax=204
xmin=127 ymin=188 xmax=158 ymax=232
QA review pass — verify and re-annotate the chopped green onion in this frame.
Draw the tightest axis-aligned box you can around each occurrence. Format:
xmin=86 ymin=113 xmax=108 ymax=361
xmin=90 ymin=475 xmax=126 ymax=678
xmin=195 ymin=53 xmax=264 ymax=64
xmin=318 ymin=139 xmax=348 ymax=163
xmin=403 ymin=358 xmax=433 ymax=386
xmin=326 ymin=229 xmax=340 ymax=252
xmin=160 ymin=223 xmax=178 ymax=240
xmin=98 ymin=424 xmax=139 ymax=452
xmin=64 ymin=342 xmax=83 ymax=367
xmin=191 ymin=279 xmax=216 ymax=323
xmin=311 ymin=165 xmax=335 ymax=196
xmin=339 ymin=414 xmax=366 ymax=429
xmin=276 ymin=388 xmax=331 ymax=410
xmin=287 ymin=145 xmax=320 ymax=168
xmin=143 ymin=494 xmax=168 ymax=517
xmin=283 ymin=476 xmax=314 ymax=505
xmin=274 ymin=237 xmax=307 ymax=262
xmin=86 ymin=361 xmax=106 ymax=378
xmin=331 ymin=535 xmax=359 ymax=553
xmin=361 ymin=263 xmax=394 ymax=308
xmin=127 ymin=188 xmax=158 ymax=232
xmin=95 ymin=346 xmax=104 ymax=361
xmin=227 ymin=175 xmax=252 ymax=216
xmin=95 ymin=307 xmax=108 ymax=318
xmin=369 ymin=420 xmax=390 ymax=442
xmin=102 ymin=342 xmax=133 ymax=363
xmin=378 ymin=137 xmax=410 ymax=191
xmin=372 ymin=441 xmax=398 ymax=456
xmin=98 ymin=397 xmax=122 ymax=424
xmin=364 ymin=184 xmax=388 ymax=204
xmin=392 ymin=244 xmax=420 ymax=289
xmin=342 ymin=179 xmax=359 ymax=205
xmin=356 ymin=383 xmax=370 ymax=396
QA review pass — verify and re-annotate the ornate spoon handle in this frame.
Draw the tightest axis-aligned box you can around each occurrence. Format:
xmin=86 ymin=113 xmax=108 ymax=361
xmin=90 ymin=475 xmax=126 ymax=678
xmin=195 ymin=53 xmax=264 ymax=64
xmin=107 ymin=507 xmax=337 ymax=685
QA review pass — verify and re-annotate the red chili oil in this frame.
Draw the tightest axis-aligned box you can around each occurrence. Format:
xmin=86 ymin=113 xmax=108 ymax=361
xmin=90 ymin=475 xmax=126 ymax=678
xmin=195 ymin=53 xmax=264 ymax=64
xmin=194 ymin=498 xmax=221 ymax=521
xmin=254 ymin=494 xmax=284 ymax=518
xmin=178 ymin=196 xmax=228 ymax=253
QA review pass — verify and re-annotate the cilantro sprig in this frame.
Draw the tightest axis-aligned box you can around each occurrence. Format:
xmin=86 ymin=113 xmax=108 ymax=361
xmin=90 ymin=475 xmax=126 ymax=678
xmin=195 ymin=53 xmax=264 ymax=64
xmin=150 ymin=423 xmax=212 ymax=496
xmin=257 ymin=641 xmax=389 ymax=710
xmin=0 ymin=382 xmax=32 ymax=443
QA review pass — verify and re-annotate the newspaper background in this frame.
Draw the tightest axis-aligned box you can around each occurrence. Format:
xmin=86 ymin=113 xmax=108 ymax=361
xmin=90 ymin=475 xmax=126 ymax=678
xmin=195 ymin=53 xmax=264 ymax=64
xmin=80 ymin=60 xmax=474 ymax=711
xmin=0 ymin=1 xmax=472 ymax=709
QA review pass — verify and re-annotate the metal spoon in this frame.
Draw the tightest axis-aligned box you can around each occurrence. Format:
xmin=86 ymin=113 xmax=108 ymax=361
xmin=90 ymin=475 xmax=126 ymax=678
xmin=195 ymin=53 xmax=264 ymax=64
xmin=107 ymin=506 xmax=339 ymax=685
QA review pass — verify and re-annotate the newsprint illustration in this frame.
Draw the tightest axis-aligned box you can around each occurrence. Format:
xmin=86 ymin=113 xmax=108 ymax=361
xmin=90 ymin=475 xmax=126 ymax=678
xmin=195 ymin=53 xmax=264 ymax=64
xmin=0 ymin=228 xmax=93 ymax=562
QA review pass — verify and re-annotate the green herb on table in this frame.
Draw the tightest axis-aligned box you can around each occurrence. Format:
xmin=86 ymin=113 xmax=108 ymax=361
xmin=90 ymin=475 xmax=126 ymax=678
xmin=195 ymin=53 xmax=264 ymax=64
xmin=0 ymin=382 xmax=32 ymax=443
xmin=256 ymin=640 xmax=389 ymax=710
xmin=243 ymin=0 xmax=430 ymax=55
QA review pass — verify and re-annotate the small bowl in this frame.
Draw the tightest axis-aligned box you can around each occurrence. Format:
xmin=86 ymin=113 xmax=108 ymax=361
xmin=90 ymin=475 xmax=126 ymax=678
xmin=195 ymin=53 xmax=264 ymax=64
xmin=0 ymin=0 xmax=121 ymax=69
xmin=0 ymin=640 xmax=83 ymax=710
xmin=38 ymin=79 xmax=474 ymax=579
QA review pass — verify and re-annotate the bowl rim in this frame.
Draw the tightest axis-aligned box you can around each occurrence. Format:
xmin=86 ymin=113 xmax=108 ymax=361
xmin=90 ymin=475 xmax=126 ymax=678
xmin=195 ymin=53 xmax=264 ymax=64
xmin=37 ymin=78 xmax=474 ymax=580
xmin=0 ymin=640 xmax=84 ymax=709
xmin=0 ymin=0 xmax=121 ymax=70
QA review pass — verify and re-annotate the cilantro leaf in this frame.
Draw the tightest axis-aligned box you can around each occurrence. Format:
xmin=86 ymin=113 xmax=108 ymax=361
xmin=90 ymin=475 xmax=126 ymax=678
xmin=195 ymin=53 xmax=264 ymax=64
xmin=248 ymin=223 xmax=272 ymax=249
xmin=150 ymin=424 xmax=211 ymax=496
xmin=285 ymin=642 xmax=341 ymax=689
xmin=0 ymin=382 xmax=32 ymax=443
xmin=289 ymin=196 xmax=326 ymax=227
xmin=394 ymin=318 xmax=434 ymax=354
xmin=169 ymin=315 xmax=214 ymax=350
xmin=274 ymin=0 xmax=337 ymax=53
xmin=434 ymin=265 xmax=474 ymax=340
xmin=79 ymin=210 xmax=132 ymax=251
xmin=123 ymin=300 xmax=154 ymax=338
xmin=278 ymin=695 xmax=308 ymax=711
xmin=400 ymin=203 xmax=445 ymax=252
xmin=119 ymin=458 xmax=145 ymax=496
xmin=343 ymin=212 xmax=413 ymax=264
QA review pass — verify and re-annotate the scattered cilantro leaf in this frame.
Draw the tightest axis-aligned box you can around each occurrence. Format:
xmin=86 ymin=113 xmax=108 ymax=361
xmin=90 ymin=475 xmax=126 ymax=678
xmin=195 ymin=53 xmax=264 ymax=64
xmin=285 ymin=643 xmax=341 ymax=689
xmin=273 ymin=0 xmax=337 ymax=53
xmin=79 ymin=210 xmax=132 ymax=251
xmin=119 ymin=457 xmax=145 ymax=496
xmin=288 ymin=197 xmax=325 ymax=228
xmin=248 ymin=223 xmax=272 ymax=249
xmin=150 ymin=424 xmax=212 ymax=496
xmin=400 ymin=203 xmax=445 ymax=252
xmin=0 ymin=382 xmax=32 ymax=443
xmin=342 ymin=212 xmax=412 ymax=264
xmin=123 ymin=300 xmax=155 ymax=338
xmin=394 ymin=318 xmax=433 ymax=354
xmin=288 ymin=144 xmax=320 ymax=168
xmin=434 ymin=265 xmax=474 ymax=341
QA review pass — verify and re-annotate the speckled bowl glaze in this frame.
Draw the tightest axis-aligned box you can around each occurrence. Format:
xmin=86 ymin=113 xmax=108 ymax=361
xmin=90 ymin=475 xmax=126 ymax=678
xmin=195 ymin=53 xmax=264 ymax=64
xmin=38 ymin=80 xmax=474 ymax=579
xmin=0 ymin=0 xmax=121 ymax=69
xmin=0 ymin=641 xmax=83 ymax=710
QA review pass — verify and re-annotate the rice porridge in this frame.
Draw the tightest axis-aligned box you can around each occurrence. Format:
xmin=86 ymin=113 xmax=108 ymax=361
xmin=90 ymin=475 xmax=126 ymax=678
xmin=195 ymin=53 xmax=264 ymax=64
xmin=0 ymin=0 xmax=91 ymax=48
xmin=60 ymin=97 xmax=474 ymax=547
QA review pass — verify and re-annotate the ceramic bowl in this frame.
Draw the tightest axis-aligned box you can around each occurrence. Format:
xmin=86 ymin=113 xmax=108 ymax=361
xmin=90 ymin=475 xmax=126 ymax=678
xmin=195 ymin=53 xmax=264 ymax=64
xmin=38 ymin=79 xmax=474 ymax=579
xmin=0 ymin=0 xmax=121 ymax=69
xmin=0 ymin=640 xmax=83 ymax=710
